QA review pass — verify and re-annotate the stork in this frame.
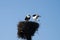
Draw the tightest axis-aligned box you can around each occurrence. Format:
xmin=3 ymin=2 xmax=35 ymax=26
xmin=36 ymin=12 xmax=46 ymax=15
xmin=25 ymin=15 xmax=31 ymax=21
xmin=32 ymin=14 xmax=41 ymax=22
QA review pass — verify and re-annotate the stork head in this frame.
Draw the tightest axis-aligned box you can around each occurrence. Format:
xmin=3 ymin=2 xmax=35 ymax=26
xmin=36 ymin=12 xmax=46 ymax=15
xmin=33 ymin=14 xmax=41 ymax=17
xmin=26 ymin=15 xmax=31 ymax=18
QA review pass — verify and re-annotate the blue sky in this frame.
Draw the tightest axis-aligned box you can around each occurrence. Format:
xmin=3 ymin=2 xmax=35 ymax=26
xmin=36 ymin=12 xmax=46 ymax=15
xmin=0 ymin=0 xmax=60 ymax=40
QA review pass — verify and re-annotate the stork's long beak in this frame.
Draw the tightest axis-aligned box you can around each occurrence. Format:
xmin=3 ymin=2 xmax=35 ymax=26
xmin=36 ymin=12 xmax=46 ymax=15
xmin=38 ymin=15 xmax=41 ymax=17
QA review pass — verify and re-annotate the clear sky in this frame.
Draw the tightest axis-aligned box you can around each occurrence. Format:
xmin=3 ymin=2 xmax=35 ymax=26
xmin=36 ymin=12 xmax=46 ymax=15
xmin=0 ymin=0 xmax=60 ymax=40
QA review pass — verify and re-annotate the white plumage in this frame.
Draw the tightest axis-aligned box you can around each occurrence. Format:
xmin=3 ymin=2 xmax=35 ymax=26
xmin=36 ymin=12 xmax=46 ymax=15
xmin=25 ymin=15 xmax=31 ymax=21
xmin=32 ymin=14 xmax=40 ymax=21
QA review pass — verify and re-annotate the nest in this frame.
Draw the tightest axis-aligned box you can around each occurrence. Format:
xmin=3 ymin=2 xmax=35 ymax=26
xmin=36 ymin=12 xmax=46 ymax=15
xmin=17 ymin=21 xmax=39 ymax=40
